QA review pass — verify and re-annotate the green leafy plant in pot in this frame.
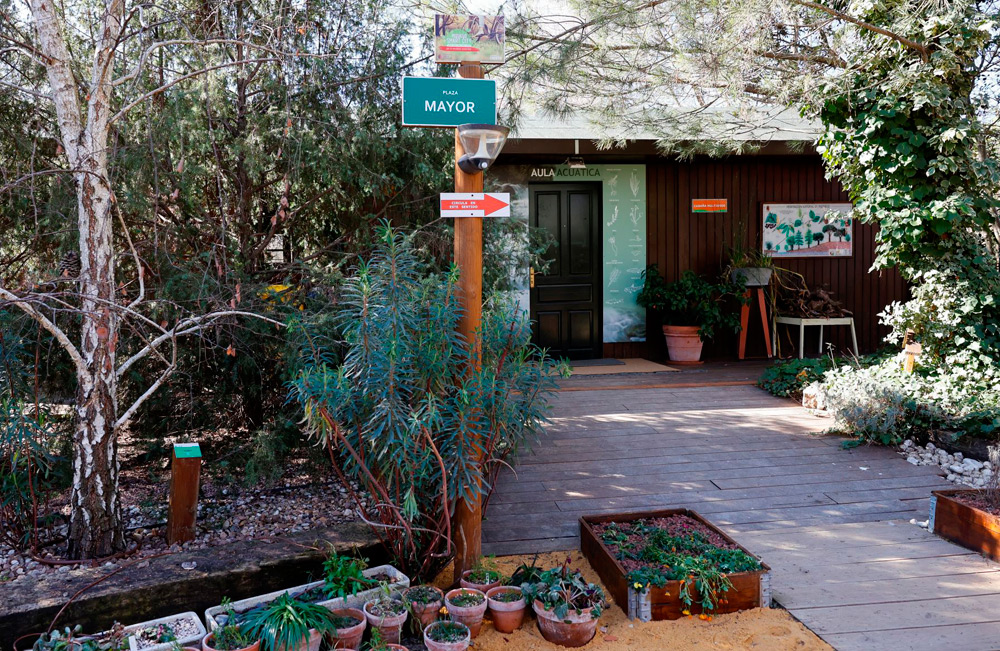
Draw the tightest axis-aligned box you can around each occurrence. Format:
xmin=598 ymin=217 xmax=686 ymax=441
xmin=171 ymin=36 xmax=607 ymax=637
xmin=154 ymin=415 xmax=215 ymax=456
xmin=637 ymin=266 xmax=744 ymax=362
xmin=522 ymin=562 xmax=606 ymax=648
xmin=241 ymin=593 xmax=335 ymax=651
xmin=725 ymin=239 xmax=775 ymax=289
xmin=202 ymin=600 xmax=259 ymax=651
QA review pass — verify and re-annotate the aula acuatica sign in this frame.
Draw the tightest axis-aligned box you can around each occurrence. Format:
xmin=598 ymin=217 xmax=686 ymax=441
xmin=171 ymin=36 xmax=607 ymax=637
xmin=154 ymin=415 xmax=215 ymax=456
xmin=401 ymin=77 xmax=497 ymax=128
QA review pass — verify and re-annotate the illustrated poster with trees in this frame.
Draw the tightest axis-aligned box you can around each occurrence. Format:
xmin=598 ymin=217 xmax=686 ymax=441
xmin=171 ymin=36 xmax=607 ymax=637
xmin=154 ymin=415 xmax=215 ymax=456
xmin=762 ymin=203 xmax=854 ymax=258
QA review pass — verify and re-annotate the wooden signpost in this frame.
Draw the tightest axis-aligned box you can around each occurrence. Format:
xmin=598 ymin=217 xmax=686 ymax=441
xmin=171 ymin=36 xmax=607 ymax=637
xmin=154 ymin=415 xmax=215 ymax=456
xmin=402 ymin=15 xmax=506 ymax=585
xmin=167 ymin=442 xmax=202 ymax=545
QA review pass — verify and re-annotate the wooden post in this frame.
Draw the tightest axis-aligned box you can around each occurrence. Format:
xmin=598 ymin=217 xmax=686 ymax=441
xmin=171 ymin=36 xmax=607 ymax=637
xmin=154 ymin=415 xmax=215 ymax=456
xmin=452 ymin=61 xmax=484 ymax=583
xmin=167 ymin=442 xmax=202 ymax=545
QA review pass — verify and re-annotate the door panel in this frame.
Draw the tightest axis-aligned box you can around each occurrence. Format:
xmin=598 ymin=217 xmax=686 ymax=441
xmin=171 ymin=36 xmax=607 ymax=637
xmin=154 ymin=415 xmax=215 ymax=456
xmin=529 ymin=184 xmax=602 ymax=359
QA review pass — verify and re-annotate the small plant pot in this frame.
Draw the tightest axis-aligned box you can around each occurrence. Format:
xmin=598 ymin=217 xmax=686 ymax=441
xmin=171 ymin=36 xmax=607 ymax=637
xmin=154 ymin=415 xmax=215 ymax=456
xmin=403 ymin=586 xmax=444 ymax=629
xmin=423 ymin=621 xmax=471 ymax=651
xmin=201 ymin=632 xmax=261 ymax=651
xmin=486 ymin=586 xmax=525 ymax=634
xmin=459 ymin=570 xmax=501 ymax=594
xmin=327 ymin=608 xmax=366 ymax=650
xmin=532 ymin=600 xmax=599 ymax=648
xmin=662 ymin=325 xmax=704 ymax=363
xmin=444 ymin=588 xmax=487 ymax=638
xmin=363 ymin=601 xmax=408 ymax=645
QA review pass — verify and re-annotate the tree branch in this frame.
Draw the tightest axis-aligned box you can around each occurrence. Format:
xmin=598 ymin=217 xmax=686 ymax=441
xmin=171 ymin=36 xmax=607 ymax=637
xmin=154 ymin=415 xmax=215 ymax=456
xmin=791 ymin=0 xmax=930 ymax=61
xmin=116 ymin=310 xmax=285 ymax=379
xmin=0 ymin=288 xmax=88 ymax=378
xmin=28 ymin=0 xmax=84 ymax=163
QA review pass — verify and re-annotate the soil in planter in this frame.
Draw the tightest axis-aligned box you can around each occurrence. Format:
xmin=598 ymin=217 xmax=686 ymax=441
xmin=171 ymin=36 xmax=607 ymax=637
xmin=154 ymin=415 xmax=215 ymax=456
xmin=132 ymin=619 xmax=201 ymax=650
xmin=367 ymin=601 xmax=406 ymax=617
xmin=426 ymin=622 xmax=468 ymax=643
xmin=429 ymin=551 xmax=830 ymax=651
xmin=951 ymin=490 xmax=1000 ymax=515
xmin=405 ymin=586 xmax=442 ymax=604
xmin=448 ymin=593 xmax=485 ymax=608
xmin=329 ymin=614 xmax=362 ymax=630
xmin=490 ymin=591 xmax=522 ymax=603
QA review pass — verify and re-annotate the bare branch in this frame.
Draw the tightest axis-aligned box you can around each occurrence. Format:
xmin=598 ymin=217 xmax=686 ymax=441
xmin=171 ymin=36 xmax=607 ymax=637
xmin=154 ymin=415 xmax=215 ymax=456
xmin=0 ymin=288 xmax=88 ymax=378
xmin=116 ymin=310 xmax=285 ymax=378
xmin=114 ymin=340 xmax=176 ymax=429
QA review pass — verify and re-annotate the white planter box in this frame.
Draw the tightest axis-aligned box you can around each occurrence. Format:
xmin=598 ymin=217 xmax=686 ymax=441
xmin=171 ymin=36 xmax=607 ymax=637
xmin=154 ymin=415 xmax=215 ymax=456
xmin=205 ymin=564 xmax=409 ymax=630
xmin=123 ymin=612 xmax=206 ymax=651
xmin=732 ymin=267 xmax=773 ymax=287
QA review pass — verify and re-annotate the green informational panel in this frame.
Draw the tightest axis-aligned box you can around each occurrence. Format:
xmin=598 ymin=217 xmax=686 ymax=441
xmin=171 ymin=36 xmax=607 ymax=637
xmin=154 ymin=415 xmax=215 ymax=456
xmin=174 ymin=442 xmax=202 ymax=459
xmin=488 ymin=164 xmax=647 ymax=343
xmin=401 ymin=77 xmax=497 ymax=127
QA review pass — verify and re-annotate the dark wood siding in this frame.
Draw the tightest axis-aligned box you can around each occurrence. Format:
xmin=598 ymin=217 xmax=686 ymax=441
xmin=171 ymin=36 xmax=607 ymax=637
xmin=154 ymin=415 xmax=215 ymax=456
xmin=643 ymin=156 xmax=907 ymax=361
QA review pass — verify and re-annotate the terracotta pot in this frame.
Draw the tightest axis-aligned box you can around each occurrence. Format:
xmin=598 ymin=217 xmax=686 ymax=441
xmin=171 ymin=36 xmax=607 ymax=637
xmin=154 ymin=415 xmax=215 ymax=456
xmin=486 ymin=586 xmax=525 ymax=634
xmin=363 ymin=601 xmax=408 ymax=645
xmin=386 ymin=646 xmax=408 ymax=650
xmin=278 ymin=629 xmax=321 ymax=651
xmin=662 ymin=324 xmax=704 ymax=362
xmin=327 ymin=608 xmax=367 ymax=650
xmin=422 ymin=621 xmax=471 ymax=651
xmin=403 ymin=586 xmax=444 ymax=628
xmin=459 ymin=570 xmax=501 ymax=594
xmin=532 ymin=600 xmax=599 ymax=648
xmin=201 ymin=632 xmax=261 ymax=651
xmin=444 ymin=588 xmax=487 ymax=638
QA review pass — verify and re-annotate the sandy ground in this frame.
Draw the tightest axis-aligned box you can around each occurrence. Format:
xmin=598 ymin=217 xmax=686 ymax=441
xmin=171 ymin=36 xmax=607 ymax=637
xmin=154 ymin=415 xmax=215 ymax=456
xmin=433 ymin=551 xmax=832 ymax=651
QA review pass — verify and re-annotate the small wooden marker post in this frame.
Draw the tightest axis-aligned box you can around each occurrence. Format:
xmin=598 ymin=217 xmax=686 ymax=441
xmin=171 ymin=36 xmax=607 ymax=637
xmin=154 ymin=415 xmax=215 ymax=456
xmin=167 ymin=442 xmax=202 ymax=545
xmin=903 ymin=329 xmax=922 ymax=374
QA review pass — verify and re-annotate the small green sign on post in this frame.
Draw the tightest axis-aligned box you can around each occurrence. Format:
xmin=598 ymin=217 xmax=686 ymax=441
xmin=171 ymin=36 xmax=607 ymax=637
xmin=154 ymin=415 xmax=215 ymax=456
xmin=401 ymin=76 xmax=497 ymax=128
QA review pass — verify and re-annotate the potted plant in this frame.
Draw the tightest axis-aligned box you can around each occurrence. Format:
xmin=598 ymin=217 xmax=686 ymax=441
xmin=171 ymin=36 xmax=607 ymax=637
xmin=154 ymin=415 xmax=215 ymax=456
xmin=202 ymin=601 xmax=260 ymax=651
xmin=360 ymin=628 xmax=407 ymax=651
xmin=362 ymin=584 xmax=409 ymax=645
xmin=241 ymin=593 xmax=335 ymax=651
xmin=485 ymin=586 xmax=526 ymax=634
xmin=402 ymin=585 xmax=444 ymax=629
xmin=326 ymin=609 xmax=366 ymax=650
xmin=443 ymin=588 xmax=487 ymax=638
xmin=422 ymin=622 xmax=471 ymax=651
xmin=725 ymin=237 xmax=775 ymax=288
xmin=32 ymin=624 xmax=131 ymax=651
xmin=125 ymin=613 xmax=207 ymax=651
xmin=636 ymin=266 xmax=743 ymax=363
xmin=459 ymin=558 xmax=501 ymax=593
xmin=522 ymin=563 xmax=606 ymax=648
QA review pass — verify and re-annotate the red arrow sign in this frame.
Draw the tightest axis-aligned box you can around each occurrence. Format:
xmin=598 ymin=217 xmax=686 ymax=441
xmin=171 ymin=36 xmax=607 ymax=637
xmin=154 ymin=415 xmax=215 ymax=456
xmin=440 ymin=193 xmax=511 ymax=217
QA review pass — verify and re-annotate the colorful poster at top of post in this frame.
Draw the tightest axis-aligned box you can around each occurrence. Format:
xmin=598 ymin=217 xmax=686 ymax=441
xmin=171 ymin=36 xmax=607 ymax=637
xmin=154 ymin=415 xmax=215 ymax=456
xmin=762 ymin=203 xmax=854 ymax=258
xmin=434 ymin=15 xmax=505 ymax=64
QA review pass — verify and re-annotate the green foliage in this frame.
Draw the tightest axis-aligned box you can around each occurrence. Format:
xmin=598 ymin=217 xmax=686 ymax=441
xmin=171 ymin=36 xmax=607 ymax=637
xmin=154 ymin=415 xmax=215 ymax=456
xmin=521 ymin=562 xmax=606 ymax=620
xmin=599 ymin=520 xmax=761 ymax=611
xmin=447 ymin=590 xmax=485 ymax=608
xmin=212 ymin=599 xmax=257 ymax=651
xmin=636 ymin=267 xmax=745 ymax=339
xmin=322 ymin=554 xmax=374 ymax=601
xmin=241 ymin=593 xmax=335 ymax=651
xmin=425 ymin=621 xmax=470 ymax=643
xmin=757 ymin=358 xmax=833 ymax=398
xmin=290 ymin=224 xmax=562 ymax=579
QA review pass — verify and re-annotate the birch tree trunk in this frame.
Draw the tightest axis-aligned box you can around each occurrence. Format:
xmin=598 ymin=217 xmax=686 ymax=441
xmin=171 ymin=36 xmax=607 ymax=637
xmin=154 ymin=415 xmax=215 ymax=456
xmin=31 ymin=0 xmax=127 ymax=558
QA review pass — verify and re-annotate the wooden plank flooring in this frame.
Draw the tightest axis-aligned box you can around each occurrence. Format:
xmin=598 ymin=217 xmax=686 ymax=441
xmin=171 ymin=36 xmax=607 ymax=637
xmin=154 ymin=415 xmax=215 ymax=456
xmin=483 ymin=377 xmax=1000 ymax=650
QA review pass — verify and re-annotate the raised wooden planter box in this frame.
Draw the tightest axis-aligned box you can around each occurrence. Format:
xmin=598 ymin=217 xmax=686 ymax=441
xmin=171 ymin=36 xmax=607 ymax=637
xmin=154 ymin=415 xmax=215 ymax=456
xmin=931 ymin=489 xmax=1000 ymax=561
xmin=580 ymin=508 xmax=771 ymax=621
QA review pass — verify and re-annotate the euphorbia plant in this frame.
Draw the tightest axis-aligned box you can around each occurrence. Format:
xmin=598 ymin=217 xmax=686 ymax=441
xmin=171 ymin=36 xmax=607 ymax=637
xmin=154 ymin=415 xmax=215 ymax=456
xmin=290 ymin=224 xmax=563 ymax=580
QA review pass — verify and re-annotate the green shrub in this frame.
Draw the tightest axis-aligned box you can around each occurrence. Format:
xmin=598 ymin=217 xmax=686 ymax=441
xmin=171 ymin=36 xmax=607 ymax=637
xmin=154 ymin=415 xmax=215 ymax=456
xmin=757 ymin=358 xmax=833 ymax=398
xmin=290 ymin=224 xmax=563 ymax=580
xmin=636 ymin=267 xmax=745 ymax=340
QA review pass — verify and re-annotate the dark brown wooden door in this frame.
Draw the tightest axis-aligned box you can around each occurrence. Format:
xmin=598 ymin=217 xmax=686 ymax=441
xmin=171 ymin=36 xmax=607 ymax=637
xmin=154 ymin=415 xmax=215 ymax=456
xmin=529 ymin=184 xmax=602 ymax=359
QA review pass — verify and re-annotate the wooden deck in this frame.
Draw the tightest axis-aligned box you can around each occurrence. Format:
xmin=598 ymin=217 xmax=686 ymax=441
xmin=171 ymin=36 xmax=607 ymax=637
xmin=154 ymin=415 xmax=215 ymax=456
xmin=484 ymin=371 xmax=1000 ymax=650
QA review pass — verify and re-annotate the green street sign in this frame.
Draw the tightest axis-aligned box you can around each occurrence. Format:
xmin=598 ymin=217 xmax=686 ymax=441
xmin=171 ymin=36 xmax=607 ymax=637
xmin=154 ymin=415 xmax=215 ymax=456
xmin=401 ymin=76 xmax=496 ymax=128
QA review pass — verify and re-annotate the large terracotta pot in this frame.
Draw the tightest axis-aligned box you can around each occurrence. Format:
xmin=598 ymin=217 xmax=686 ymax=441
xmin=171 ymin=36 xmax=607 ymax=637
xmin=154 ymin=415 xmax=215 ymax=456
xmin=201 ymin=633 xmax=261 ymax=651
xmin=662 ymin=325 xmax=704 ymax=362
xmin=532 ymin=600 xmax=599 ymax=648
xmin=403 ymin=586 xmax=444 ymax=629
xmin=444 ymin=588 xmax=487 ymax=638
xmin=486 ymin=586 xmax=525 ymax=634
xmin=423 ymin=621 xmax=471 ymax=651
xmin=363 ymin=601 xmax=408 ymax=645
xmin=327 ymin=608 xmax=367 ymax=650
